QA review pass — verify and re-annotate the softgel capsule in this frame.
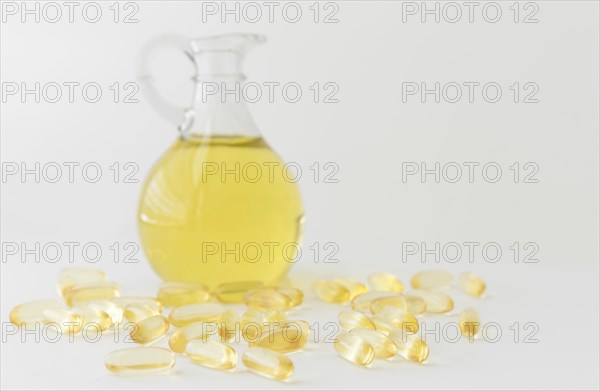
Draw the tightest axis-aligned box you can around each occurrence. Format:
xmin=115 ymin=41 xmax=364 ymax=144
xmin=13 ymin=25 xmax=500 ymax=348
xmin=242 ymin=347 xmax=294 ymax=381
xmin=168 ymin=303 xmax=224 ymax=327
xmin=333 ymin=332 xmax=375 ymax=366
xmin=186 ymin=340 xmax=237 ymax=370
xmin=8 ymin=267 xmax=489 ymax=379
xmin=105 ymin=347 xmax=175 ymax=374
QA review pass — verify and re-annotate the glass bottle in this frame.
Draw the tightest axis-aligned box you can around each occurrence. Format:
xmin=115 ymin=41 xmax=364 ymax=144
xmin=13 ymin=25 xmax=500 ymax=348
xmin=136 ymin=33 xmax=304 ymax=288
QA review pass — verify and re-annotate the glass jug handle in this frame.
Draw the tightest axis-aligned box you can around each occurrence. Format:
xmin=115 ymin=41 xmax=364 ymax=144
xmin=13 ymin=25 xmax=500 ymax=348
xmin=137 ymin=34 xmax=195 ymax=134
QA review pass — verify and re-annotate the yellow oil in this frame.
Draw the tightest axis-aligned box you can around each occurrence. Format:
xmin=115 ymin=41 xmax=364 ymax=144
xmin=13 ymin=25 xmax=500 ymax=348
xmin=138 ymin=135 xmax=303 ymax=288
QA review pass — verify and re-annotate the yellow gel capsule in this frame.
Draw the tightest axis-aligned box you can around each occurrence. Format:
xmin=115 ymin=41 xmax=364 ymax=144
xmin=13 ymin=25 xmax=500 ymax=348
xmin=43 ymin=308 xmax=83 ymax=334
xmin=88 ymin=300 xmax=123 ymax=324
xmin=9 ymin=299 xmax=62 ymax=326
xmin=218 ymin=309 xmax=240 ymax=342
xmin=57 ymin=268 xmax=106 ymax=297
xmin=371 ymin=314 xmax=395 ymax=335
xmin=410 ymin=290 xmax=454 ymax=314
xmin=349 ymin=328 xmax=396 ymax=358
xmin=251 ymin=320 xmax=310 ymax=353
xmin=111 ymin=297 xmax=163 ymax=314
xmin=458 ymin=272 xmax=486 ymax=297
xmin=368 ymin=272 xmax=404 ymax=293
xmin=168 ymin=303 xmax=224 ymax=327
xmin=241 ymin=310 xmax=267 ymax=341
xmin=404 ymin=295 xmax=427 ymax=315
xmin=351 ymin=291 xmax=400 ymax=312
xmin=169 ymin=322 xmax=217 ymax=353
xmin=338 ymin=310 xmax=375 ymax=331
xmin=458 ymin=307 xmax=481 ymax=339
xmin=264 ymin=309 xmax=288 ymax=324
xmin=105 ymin=347 xmax=175 ymax=374
xmin=311 ymin=280 xmax=350 ymax=304
xmin=214 ymin=281 xmax=264 ymax=303
xmin=372 ymin=308 xmax=419 ymax=335
xmin=275 ymin=287 xmax=304 ymax=307
xmin=124 ymin=304 xmax=159 ymax=323
xmin=410 ymin=270 xmax=453 ymax=290
xmin=242 ymin=347 xmax=294 ymax=381
xmin=130 ymin=315 xmax=169 ymax=344
xmin=72 ymin=305 xmax=113 ymax=332
xmin=63 ymin=282 xmax=120 ymax=307
xmin=157 ymin=281 xmax=210 ymax=307
xmin=389 ymin=330 xmax=429 ymax=363
xmin=244 ymin=288 xmax=292 ymax=311
xmin=332 ymin=278 xmax=368 ymax=300
xmin=186 ymin=340 xmax=237 ymax=370
xmin=370 ymin=295 xmax=407 ymax=314
xmin=333 ymin=332 xmax=375 ymax=366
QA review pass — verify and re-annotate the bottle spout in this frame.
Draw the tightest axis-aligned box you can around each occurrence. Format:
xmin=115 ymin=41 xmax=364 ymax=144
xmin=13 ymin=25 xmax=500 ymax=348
xmin=190 ymin=33 xmax=266 ymax=77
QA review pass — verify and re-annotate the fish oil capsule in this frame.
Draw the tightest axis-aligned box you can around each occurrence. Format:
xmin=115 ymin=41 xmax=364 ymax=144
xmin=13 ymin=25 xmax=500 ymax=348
xmin=72 ymin=305 xmax=113 ymax=332
xmin=368 ymin=272 xmax=404 ymax=293
xmin=410 ymin=290 xmax=454 ymax=314
xmin=333 ymin=332 xmax=375 ymax=366
xmin=351 ymin=291 xmax=400 ymax=312
xmin=244 ymin=288 xmax=292 ymax=311
xmin=311 ymin=280 xmax=350 ymax=304
xmin=214 ymin=281 xmax=264 ymax=303
xmin=186 ymin=340 xmax=237 ymax=370
xmin=404 ymin=295 xmax=427 ymax=315
xmin=275 ymin=287 xmax=304 ymax=307
xmin=105 ymin=347 xmax=175 ymax=374
xmin=411 ymin=270 xmax=453 ymax=290
xmin=157 ymin=281 xmax=210 ymax=307
xmin=458 ymin=307 xmax=481 ymax=339
xmin=370 ymin=295 xmax=407 ymax=314
xmin=218 ymin=309 xmax=240 ymax=342
xmin=242 ymin=347 xmax=294 ymax=381
xmin=57 ymin=268 xmax=106 ymax=297
xmin=251 ymin=320 xmax=310 ymax=353
xmin=332 ymin=278 xmax=368 ymax=300
xmin=371 ymin=314 xmax=395 ymax=335
xmin=169 ymin=322 xmax=216 ymax=353
xmin=43 ymin=308 xmax=83 ymax=334
xmin=241 ymin=310 xmax=267 ymax=341
xmin=9 ymin=299 xmax=62 ymax=326
xmin=88 ymin=300 xmax=123 ymax=324
xmin=111 ymin=297 xmax=163 ymax=314
xmin=389 ymin=330 xmax=429 ymax=363
xmin=264 ymin=309 xmax=288 ymax=324
xmin=240 ymin=309 xmax=288 ymax=337
xmin=338 ymin=310 xmax=375 ymax=331
xmin=130 ymin=315 xmax=169 ymax=344
xmin=378 ymin=307 xmax=419 ymax=332
xmin=349 ymin=328 xmax=397 ymax=358
xmin=372 ymin=308 xmax=419 ymax=335
xmin=458 ymin=272 xmax=486 ymax=297
xmin=168 ymin=303 xmax=224 ymax=327
xmin=124 ymin=304 xmax=159 ymax=323
xmin=63 ymin=282 xmax=120 ymax=307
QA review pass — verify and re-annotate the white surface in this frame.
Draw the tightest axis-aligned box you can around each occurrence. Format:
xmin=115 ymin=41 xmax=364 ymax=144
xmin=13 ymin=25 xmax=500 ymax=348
xmin=1 ymin=1 xmax=599 ymax=390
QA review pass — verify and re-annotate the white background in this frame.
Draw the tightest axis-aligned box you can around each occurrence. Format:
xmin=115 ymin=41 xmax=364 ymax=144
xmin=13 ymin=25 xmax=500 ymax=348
xmin=1 ymin=1 xmax=599 ymax=389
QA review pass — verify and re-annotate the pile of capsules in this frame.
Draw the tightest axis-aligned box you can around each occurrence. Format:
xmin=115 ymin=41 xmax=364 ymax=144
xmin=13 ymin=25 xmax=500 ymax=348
xmin=8 ymin=269 xmax=485 ymax=381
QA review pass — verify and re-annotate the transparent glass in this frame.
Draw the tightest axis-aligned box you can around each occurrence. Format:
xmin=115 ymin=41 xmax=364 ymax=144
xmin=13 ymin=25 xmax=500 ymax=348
xmin=137 ymin=33 xmax=304 ymax=288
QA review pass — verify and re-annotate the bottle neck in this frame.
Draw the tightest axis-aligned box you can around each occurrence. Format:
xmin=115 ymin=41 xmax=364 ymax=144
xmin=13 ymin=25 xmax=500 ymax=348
xmin=179 ymin=53 xmax=260 ymax=139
